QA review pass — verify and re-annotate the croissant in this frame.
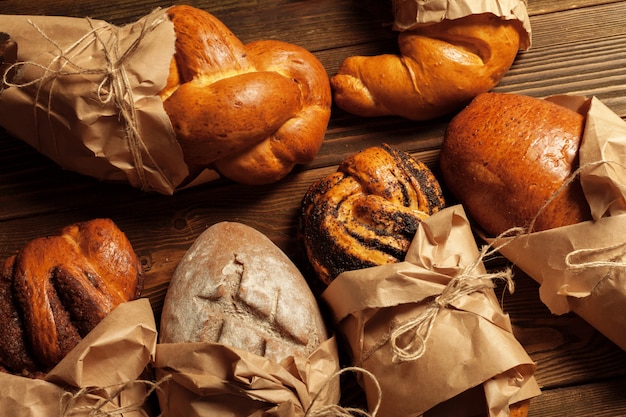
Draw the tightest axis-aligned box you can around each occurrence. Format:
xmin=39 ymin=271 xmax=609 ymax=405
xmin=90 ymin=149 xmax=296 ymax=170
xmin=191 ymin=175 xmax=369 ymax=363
xmin=0 ymin=218 xmax=144 ymax=378
xmin=330 ymin=13 xmax=524 ymax=121
xmin=299 ymin=144 xmax=445 ymax=286
xmin=161 ymin=5 xmax=332 ymax=184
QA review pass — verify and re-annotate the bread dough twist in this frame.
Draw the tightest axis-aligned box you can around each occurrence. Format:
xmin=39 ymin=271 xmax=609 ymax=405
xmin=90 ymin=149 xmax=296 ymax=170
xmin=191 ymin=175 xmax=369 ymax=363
xmin=300 ymin=144 xmax=445 ymax=285
xmin=0 ymin=218 xmax=143 ymax=377
xmin=161 ymin=5 xmax=331 ymax=184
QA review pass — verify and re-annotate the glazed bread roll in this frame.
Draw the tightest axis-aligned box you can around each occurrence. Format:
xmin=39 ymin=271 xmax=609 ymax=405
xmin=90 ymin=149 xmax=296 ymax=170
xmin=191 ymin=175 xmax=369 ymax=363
xmin=161 ymin=5 xmax=332 ymax=185
xmin=510 ymin=400 xmax=530 ymax=417
xmin=160 ymin=222 xmax=328 ymax=365
xmin=0 ymin=219 xmax=144 ymax=378
xmin=330 ymin=13 xmax=524 ymax=121
xmin=439 ymin=92 xmax=592 ymax=236
xmin=300 ymin=144 xmax=445 ymax=286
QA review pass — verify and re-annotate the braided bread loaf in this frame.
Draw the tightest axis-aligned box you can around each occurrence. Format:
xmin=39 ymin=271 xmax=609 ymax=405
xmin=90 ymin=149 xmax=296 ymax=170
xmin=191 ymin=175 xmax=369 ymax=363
xmin=0 ymin=218 xmax=144 ymax=378
xmin=330 ymin=13 xmax=524 ymax=121
xmin=299 ymin=144 xmax=445 ymax=286
xmin=161 ymin=5 xmax=332 ymax=185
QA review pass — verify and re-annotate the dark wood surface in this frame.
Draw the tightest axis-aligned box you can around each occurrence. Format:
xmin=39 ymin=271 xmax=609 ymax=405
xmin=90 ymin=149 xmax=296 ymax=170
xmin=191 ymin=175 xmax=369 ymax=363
xmin=2 ymin=1 xmax=626 ymax=416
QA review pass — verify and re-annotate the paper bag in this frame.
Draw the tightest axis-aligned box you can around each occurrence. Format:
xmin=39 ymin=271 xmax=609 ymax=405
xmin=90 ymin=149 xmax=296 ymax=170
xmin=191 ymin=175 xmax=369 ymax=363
xmin=491 ymin=95 xmax=626 ymax=352
xmin=0 ymin=9 xmax=218 ymax=195
xmin=392 ymin=0 xmax=532 ymax=49
xmin=154 ymin=336 xmax=342 ymax=417
xmin=322 ymin=205 xmax=540 ymax=417
xmin=0 ymin=298 xmax=158 ymax=416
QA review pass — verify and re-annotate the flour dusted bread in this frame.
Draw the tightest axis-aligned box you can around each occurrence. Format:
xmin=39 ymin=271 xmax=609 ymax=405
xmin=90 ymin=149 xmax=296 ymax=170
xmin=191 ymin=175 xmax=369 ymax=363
xmin=0 ymin=218 xmax=144 ymax=378
xmin=161 ymin=5 xmax=331 ymax=185
xmin=159 ymin=222 xmax=328 ymax=364
xmin=439 ymin=92 xmax=591 ymax=236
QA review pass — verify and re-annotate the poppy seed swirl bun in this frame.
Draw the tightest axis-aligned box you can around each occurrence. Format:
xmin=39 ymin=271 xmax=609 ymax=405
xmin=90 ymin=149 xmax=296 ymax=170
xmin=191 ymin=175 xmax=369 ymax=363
xmin=300 ymin=144 xmax=445 ymax=286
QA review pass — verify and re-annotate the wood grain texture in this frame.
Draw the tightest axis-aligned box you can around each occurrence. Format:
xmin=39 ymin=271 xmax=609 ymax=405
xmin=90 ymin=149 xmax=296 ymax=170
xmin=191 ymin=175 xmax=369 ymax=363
xmin=1 ymin=1 xmax=626 ymax=415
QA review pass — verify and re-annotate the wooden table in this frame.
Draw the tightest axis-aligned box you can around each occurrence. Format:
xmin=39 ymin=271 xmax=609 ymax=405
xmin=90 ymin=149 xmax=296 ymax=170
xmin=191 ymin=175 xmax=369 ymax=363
xmin=1 ymin=1 xmax=626 ymax=415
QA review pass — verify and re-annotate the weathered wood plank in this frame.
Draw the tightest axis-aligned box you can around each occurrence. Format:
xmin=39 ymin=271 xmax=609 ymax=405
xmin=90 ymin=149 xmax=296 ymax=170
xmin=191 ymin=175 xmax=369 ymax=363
xmin=527 ymin=377 xmax=626 ymax=416
xmin=1 ymin=2 xmax=626 ymax=415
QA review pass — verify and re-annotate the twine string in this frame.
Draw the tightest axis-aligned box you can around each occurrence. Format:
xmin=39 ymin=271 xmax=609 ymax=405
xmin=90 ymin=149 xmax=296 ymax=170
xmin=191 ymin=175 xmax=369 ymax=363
xmin=566 ymin=240 xmax=626 ymax=272
xmin=388 ymin=240 xmax=516 ymax=363
xmin=352 ymin=227 xmax=521 ymax=366
xmin=59 ymin=374 xmax=171 ymax=417
xmin=526 ymin=159 xmax=626 ymax=273
xmin=526 ymin=159 xmax=626 ymax=234
xmin=305 ymin=366 xmax=381 ymax=417
xmin=3 ymin=12 xmax=167 ymax=191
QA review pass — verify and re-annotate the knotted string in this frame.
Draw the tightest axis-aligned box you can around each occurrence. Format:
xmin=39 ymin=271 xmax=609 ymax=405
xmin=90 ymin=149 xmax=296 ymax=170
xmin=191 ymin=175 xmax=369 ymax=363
xmin=59 ymin=374 xmax=171 ymax=417
xmin=388 ymin=233 xmax=518 ymax=363
xmin=354 ymin=154 xmax=612 ymax=365
xmin=351 ymin=226 xmax=522 ymax=366
xmin=3 ymin=11 xmax=168 ymax=191
xmin=305 ymin=366 xmax=381 ymax=417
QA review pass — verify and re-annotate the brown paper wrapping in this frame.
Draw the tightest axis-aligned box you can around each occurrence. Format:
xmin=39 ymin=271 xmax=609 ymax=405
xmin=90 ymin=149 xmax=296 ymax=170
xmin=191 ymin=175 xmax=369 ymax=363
xmin=0 ymin=8 xmax=218 ymax=195
xmin=489 ymin=95 xmax=626 ymax=352
xmin=322 ymin=205 xmax=540 ymax=417
xmin=0 ymin=298 xmax=158 ymax=416
xmin=154 ymin=336 xmax=341 ymax=417
xmin=392 ymin=0 xmax=532 ymax=49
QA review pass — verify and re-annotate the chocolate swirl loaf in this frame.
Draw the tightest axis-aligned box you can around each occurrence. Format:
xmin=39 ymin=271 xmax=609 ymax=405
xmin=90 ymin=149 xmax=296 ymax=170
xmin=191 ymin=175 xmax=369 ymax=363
xmin=299 ymin=144 xmax=445 ymax=286
xmin=0 ymin=218 xmax=144 ymax=378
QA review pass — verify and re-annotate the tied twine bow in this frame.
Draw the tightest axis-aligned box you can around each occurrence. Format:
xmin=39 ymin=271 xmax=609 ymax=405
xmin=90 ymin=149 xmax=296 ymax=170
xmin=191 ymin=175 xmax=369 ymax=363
xmin=3 ymin=11 xmax=170 ymax=191
xmin=59 ymin=375 xmax=171 ymax=417
xmin=388 ymin=239 xmax=517 ymax=363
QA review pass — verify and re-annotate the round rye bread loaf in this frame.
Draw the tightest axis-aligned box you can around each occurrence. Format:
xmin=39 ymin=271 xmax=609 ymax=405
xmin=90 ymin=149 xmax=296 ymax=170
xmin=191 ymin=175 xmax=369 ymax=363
xmin=159 ymin=221 xmax=328 ymax=364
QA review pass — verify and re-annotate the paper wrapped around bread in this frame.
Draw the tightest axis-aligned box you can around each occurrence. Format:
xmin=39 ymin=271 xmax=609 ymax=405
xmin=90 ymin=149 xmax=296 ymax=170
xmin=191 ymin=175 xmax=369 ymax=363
xmin=156 ymin=222 xmax=341 ymax=416
xmin=0 ymin=218 xmax=144 ymax=379
xmin=321 ymin=205 xmax=540 ymax=417
xmin=0 ymin=5 xmax=331 ymax=193
xmin=0 ymin=299 xmax=158 ymax=417
xmin=439 ymin=92 xmax=626 ymax=352
xmin=330 ymin=0 xmax=531 ymax=120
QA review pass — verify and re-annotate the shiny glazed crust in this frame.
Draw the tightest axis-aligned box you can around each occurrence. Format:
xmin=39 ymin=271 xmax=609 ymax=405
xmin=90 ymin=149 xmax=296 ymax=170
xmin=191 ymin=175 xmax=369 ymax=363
xmin=439 ymin=92 xmax=591 ymax=236
xmin=300 ymin=144 xmax=445 ymax=286
xmin=330 ymin=13 xmax=523 ymax=120
xmin=509 ymin=399 xmax=530 ymax=417
xmin=0 ymin=219 xmax=144 ymax=378
xmin=161 ymin=5 xmax=331 ymax=185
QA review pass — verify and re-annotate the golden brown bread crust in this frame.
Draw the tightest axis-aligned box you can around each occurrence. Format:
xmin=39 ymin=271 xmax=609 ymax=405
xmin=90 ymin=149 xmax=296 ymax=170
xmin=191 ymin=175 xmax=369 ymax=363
xmin=0 ymin=218 xmax=144 ymax=378
xmin=330 ymin=13 xmax=524 ymax=121
xmin=439 ymin=92 xmax=591 ymax=236
xmin=300 ymin=144 xmax=445 ymax=286
xmin=162 ymin=5 xmax=331 ymax=184
xmin=509 ymin=400 xmax=530 ymax=417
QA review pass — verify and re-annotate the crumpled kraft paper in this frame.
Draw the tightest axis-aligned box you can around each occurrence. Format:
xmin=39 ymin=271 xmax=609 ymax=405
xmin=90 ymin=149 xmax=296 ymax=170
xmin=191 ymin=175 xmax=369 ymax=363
xmin=392 ymin=0 xmax=532 ymax=49
xmin=0 ymin=8 xmax=217 ymax=195
xmin=322 ymin=205 xmax=540 ymax=417
xmin=489 ymin=95 xmax=626 ymax=352
xmin=0 ymin=298 xmax=158 ymax=416
xmin=154 ymin=336 xmax=341 ymax=417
